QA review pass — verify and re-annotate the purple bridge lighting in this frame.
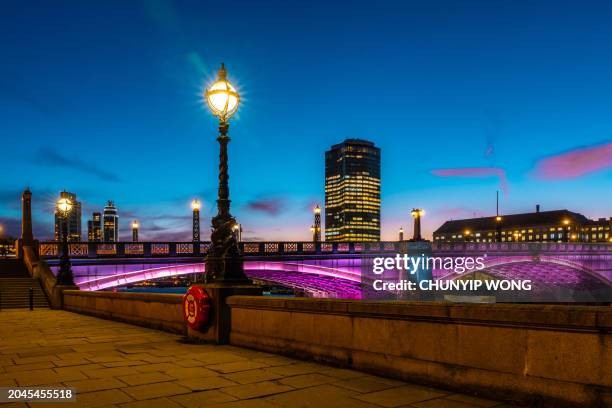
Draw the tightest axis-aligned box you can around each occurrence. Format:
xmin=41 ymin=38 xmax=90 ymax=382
xmin=42 ymin=241 xmax=611 ymax=299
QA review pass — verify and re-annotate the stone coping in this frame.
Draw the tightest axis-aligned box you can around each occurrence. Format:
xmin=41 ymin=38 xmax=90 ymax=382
xmin=227 ymin=296 xmax=611 ymax=332
xmin=63 ymin=289 xmax=183 ymax=304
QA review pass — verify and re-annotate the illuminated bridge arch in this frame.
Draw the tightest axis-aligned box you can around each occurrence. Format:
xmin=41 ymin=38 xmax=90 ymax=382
xmin=72 ymin=261 xmax=363 ymax=299
xmin=443 ymin=257 xmax=611 ymax=291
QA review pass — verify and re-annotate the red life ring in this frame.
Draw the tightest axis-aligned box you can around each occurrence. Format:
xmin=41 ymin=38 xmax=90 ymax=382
xmin=183 ymin=286 xmax=211 ymax=330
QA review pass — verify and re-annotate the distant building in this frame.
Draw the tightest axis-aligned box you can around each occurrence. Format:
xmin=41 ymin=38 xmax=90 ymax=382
xmin=103 ymin=201 xmax=119 ymax=242
xmin=54 ymin=191 xmax=82 ymax=242
xmin=433 ymin=206 xmax=611 ymax=243
xmin=325 ymin=139 xmax=380 ymax=242
xmin=582 ymin=217 xmax=612 ymax=243
xmin=87 ymin=212 xmax=102 ymax=242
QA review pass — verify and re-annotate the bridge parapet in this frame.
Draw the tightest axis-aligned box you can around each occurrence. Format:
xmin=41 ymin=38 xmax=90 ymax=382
xmin=432 ymin=241 xmax=612 ymax=255
xmin=37 ymin=240 xmax=611 ymax=259
xmin=38 ymin=241 xmax=431 ymax=259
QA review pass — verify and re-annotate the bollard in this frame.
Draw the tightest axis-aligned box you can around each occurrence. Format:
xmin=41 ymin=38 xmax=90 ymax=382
xmin=29 ymin=288 xmax=34 ymax=310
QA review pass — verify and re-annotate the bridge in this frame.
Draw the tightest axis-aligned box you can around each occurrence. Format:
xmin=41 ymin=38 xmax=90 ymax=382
xmin=2 ymin=192 xmax=610 ymax=406
xmin=35 ymin=240 xmax=612 ymax=300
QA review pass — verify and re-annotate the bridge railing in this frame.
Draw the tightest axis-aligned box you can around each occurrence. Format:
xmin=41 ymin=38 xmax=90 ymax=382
xmin=432 ymin=241 xmax=612 ymax=253
xmin=37 ymin=241 xmax=429 ymax=259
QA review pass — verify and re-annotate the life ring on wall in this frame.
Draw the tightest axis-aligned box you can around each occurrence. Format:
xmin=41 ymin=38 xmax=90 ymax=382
xmin=183 ymin=286 xmax=211 ymax=330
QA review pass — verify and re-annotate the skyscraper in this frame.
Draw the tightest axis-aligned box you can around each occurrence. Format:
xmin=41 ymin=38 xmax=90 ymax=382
xmin=103 ymin=201 xmax=119 ymax=242
xmin=87 ymin=212 xmax=102 ymax=242
xmin=325 ymin=139 xmax=381 ymax=242
xmin=54 ymin=191 xmax=82 ymax=242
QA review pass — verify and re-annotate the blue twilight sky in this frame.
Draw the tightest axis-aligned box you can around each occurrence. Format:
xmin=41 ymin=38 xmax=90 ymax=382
xmin=0 ymin=0 xmax=611 ymax=241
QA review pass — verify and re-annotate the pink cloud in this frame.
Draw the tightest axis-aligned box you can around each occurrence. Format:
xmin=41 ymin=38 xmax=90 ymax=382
xmin=431 ymin=167 xmax=509 ymax=196
xmin=245 ymin=197 xmax=286 ymax=216
xmin=533 ymin=142 xmax=612 ymax=180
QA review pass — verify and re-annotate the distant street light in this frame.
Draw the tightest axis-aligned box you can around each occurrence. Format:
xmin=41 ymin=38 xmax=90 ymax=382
xmin=191 ymin=199 xmax=201 ymax=242
xmin=410 ymin=209 xmax=425 ymax=241
xmin=203 ymin=63 xmax=249 ymax=283
xmin=232 ymin=223 xmax=242 ymax=242
xmin=312 ymin=205 xmax=321 ymax=243
xmin=495 ymin=216 xmax=502 ymax=243
xmin=562 ymin=219 xmax=571 ymax=242
xmin=132 ymin=220 xmax=139 ymax=242
xmin=56 ymin=195 xmax=75 ymax=286
xmin=399 ymin=227 xmax=404 ymax=242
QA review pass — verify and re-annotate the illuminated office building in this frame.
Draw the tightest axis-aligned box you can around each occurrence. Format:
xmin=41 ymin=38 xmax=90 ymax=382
xmin=325 ymin=139 xmax=380 ymax=241
xmin=103 ymin=201 xmax=119 ymax=242
xmin=433 ymin=206 xmax=610 ymax=243
xmin=87 ymin=212 xmax=102 ymax=242
xmin=54 ymin=191 xmax=82 ymax=242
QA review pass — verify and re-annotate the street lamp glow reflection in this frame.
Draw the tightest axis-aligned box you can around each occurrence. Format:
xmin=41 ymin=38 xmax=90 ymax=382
xmin=57 ymin=197 xmax=73 ymax=216
xmin=205 ymin=63 xmax=240 ymax=120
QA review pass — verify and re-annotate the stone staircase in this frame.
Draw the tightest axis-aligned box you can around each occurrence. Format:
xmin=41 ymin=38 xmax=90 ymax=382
xmin=0 ymin=259 xmax=49 ymax=309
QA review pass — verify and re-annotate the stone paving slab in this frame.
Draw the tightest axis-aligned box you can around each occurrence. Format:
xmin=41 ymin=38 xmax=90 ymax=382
xmin=0 ymin=310 xmax=513 ymax=407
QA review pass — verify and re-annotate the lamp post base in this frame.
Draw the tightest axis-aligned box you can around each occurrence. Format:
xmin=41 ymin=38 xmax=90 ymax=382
xmin=56 ymin=255 xmax=75 ymax=286
xmin=186 ymin=283 xmax=262 ymax=344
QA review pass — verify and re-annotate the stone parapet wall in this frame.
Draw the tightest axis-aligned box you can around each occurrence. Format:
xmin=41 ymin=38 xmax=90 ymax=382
xmin=227 ymin=297 xmax=611 ymax=407
xmin=63 ymin=290 xmax=186 ymax=334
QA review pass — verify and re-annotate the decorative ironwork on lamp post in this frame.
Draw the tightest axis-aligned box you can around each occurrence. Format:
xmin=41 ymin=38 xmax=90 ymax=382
xmin=203 ymin=63 xmax=250 ymax=283
xmin=56 ymin=196 xmax=75 ymax=286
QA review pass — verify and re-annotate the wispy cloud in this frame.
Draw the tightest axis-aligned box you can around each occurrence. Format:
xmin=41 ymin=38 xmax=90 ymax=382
xmin=533 ymin=142 xmax=612 ymax=180
xmin=34 ymin=147 xmax=122 ymax=182
xmin=431 ymin=167 xmax=509 ymax=196
xmin=245 ymin=197 xmax=286 ymax=216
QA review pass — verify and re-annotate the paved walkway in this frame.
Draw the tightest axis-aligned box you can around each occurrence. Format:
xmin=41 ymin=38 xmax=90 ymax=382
xmin=0 ymin=310 xmax=512 ymax=408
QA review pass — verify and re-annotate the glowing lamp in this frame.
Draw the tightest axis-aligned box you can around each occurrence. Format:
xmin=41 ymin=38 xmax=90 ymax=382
xmin=464 ymin=229 xmax=471 ymax=235
xmin=411 ymin=209 xmax=425 ymax=217
xmin=563 ymin=219 xmax=570 ymax=225
xmin=132 ymin=220 xmax=139 ymax=229
xmin=314 ymin=206 xmax=321 ymax=215
xmin=205 ymin=63 xmax=240 ymax=120
xmin=191 ymin=199 xmax=201 ymax=211
xmin=57 ymin=197 xmax=73 ymax=216
xmin=496 ymin=216 xmax=502 ymax=222
xmin=232 ymin=223 xmax=240 ymax=231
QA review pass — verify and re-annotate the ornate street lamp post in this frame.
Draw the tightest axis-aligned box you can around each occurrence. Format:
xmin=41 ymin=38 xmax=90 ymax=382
xmin=203 ymin=63 xmax=250 ymax=283
xmin=56 ymin=196 xmax=75 ymax=286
